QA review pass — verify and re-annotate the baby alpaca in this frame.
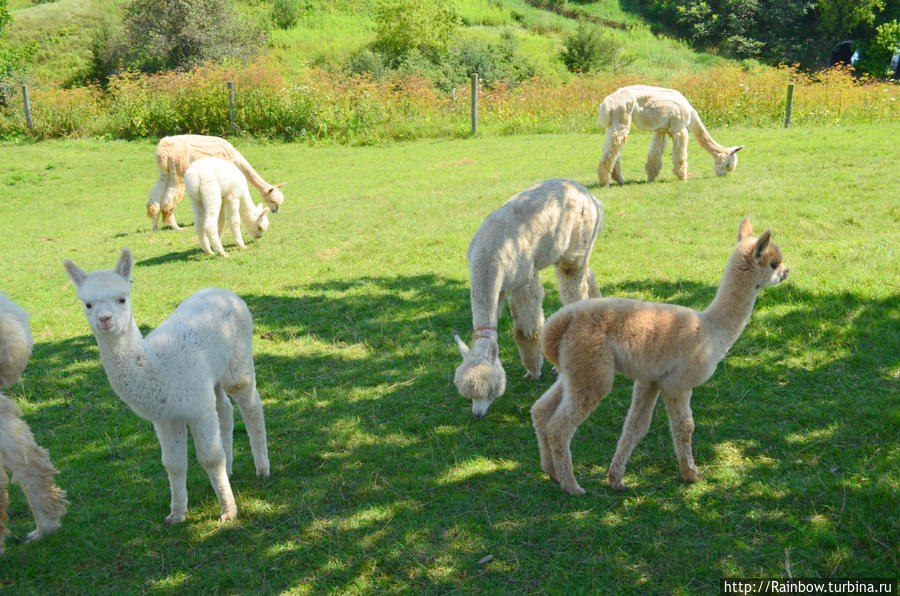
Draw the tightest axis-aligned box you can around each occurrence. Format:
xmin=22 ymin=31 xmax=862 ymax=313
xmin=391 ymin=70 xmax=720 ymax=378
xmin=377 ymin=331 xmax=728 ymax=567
xmin=147 ymin=134 xmax=285 ymax=230
xmin=597 ymin=85 xmax=743 ymax=186
xmin=455 ymin=178 xmax=603 ymax=418
xmin=531 ymin=219 xmax=788 ymax=495
xmin=184 ymin=157 xmax=270 ymax=257
xmin=0 ymin=293 xmax=67 ymax=553
xmin=63 ymin=249 xmax=270 ymax=523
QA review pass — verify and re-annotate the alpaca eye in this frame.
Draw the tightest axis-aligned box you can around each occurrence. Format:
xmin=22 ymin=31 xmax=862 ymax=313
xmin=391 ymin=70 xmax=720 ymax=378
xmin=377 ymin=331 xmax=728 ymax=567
xmin=770 ymin=263 xmax=778 ymax=269
xmin=85 ymin=303 xmax=92 ymax=309
xmin=118 ymin=298 xmax=126 ymax=304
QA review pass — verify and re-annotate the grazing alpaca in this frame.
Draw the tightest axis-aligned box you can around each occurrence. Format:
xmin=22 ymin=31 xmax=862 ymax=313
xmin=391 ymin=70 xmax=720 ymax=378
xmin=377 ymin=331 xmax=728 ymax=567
xmin=184 ymin=157 xmax=270 ymax=257
xmin=147 ymin=134 xmax=286 ymax=230
xmin=63 ymin=249 xmax=270 ymax=523
xmin=597 ymin=85 xmax=744 ymax=186
xmin=455 ymin=178 xmax=603 ymax=418
xmin=0 ymin=293 xmax=67 ymax=553
xmin=531 ymin=219 xmax=788 ymax=495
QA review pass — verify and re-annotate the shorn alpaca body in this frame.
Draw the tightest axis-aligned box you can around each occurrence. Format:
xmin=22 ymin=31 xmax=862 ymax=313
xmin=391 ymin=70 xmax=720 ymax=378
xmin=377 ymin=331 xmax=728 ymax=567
xmin=597 ymin=85 xmax=743 ymax=186
xmin=147 ymin=134 xmax=286 ymax=230
xmin=455 ymin=178 xmax=603 ymax=418
xmin=531 ymin=219 xmax=788 ymax=495
xmin=0 ymin=292 xmax=67 ymax=553
xmin=184 ymin=157 xmax=270 ymax=257
xmin=63 ymin=249 xmax=270 ymax=523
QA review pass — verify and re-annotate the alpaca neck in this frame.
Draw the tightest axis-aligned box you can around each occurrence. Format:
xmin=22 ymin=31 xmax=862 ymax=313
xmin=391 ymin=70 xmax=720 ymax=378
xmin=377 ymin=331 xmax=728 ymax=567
xmin=469 ymin=266 xmax=503 ymax=333
xmin=701 ymin=255 xmax=759 ymax=354
xmin=94 ymin=319 xmax=156 ymax=405
xmin=232 ymin=152 xmax=273 ymax=194
xmin=688 ymin=111 xmax=728 ymax=157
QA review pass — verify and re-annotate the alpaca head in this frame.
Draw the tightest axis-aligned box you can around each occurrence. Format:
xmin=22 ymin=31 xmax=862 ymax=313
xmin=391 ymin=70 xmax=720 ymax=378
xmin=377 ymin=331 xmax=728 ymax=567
xmin=264 ymin=183 xmax=286 ymax=213
xmin=453 ymin=335 xmax=506 ymax=418
xmin=248 ymin=204 xmax=270 ymax=238
xmin=714 ymin=145 xmax=743 ymax=176
xmin=0 ymin=292 xmax=33 ymax=388
xmin=737 ymin=218 xmax=789 ymax=290
xmin=63 ymin=248 xmax=134 ymax=336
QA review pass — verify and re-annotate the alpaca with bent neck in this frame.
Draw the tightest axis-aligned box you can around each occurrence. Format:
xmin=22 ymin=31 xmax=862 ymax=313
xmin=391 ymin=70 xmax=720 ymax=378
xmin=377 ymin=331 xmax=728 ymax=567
xmin=63 ymin=248 xmax=270 ymax=523
xmin=597 ymin=84 xmax=744 ymax=186
xmin=531 ymin=218 xmax=788 ymax=495
xmin=454 ymin=178 xmax=603 ymax=418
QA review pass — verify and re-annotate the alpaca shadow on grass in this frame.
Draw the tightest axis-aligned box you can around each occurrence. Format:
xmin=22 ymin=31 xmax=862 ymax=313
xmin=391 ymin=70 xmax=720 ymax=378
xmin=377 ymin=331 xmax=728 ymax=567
xmin=135 ymin=247 xmax=212 ymax=266
xmin=7 ymin=275 xmax=898 ymax=592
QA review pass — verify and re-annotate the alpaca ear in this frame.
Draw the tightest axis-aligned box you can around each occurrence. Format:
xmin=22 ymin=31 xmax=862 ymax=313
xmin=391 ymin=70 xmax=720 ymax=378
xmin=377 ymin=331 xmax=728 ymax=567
xmin=738 ymin=218 xmax=753 ymax=241
xmin=63 ymin=259 xmax=87 ymax=288
xmin=730 ymin=145 xmax=744 ymax=155
xmin=115 ymin=247 xmax=133 ymax=281
xmin=753 ymin=230 xmax=773 ymax=260
xmin=454 ymin=335 xmax=470 ymax=357
xmin=274 ymin=182 xmax=286 ymax=189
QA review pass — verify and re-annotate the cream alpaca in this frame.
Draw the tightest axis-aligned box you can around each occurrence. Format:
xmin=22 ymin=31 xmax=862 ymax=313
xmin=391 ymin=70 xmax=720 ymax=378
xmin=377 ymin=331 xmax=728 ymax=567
xmin=0 ymin=292 xmax=67 ymax=553
xmin=147 ymin=134 xmax=286 ymax=230
xmin=184 ymin=157 xmax=270 ymax=257
xmin=63 ymin=249 xmax=270 ymax=523
xmin=455 ymin=178 xmax=603 ymax=418
xmin=531 ymin=219 xmax=788 ymax=495
xmin=597 ymin=85 xmax=743 ymax=186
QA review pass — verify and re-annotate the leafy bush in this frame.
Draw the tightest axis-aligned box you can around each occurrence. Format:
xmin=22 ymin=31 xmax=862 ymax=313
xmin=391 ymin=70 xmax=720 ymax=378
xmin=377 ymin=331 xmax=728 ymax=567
xmin=856 ymin=20 xmax=900 ymax=77
xmin=271 ymin=0 xmax=300 ymax=31
xmin=373 ymin=0 xmax=460 ymax=65
xmin=561 ymin=21 xmax=628 ymax=73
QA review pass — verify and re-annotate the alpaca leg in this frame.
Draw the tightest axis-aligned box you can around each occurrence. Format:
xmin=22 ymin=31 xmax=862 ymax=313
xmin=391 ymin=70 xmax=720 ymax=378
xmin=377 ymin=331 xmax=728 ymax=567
xmin=530 ymin=379 xmax=564 ymax=482
xmin=203 ymin=201 xmax=227 ymax=257
xmin=232 ymin=386 xmax=270 ymax=479
xmin=556 ymin=260 xmax=602 ymax=304
xmin=608 ymin=381 xmax=661 ymax=490
xmin=612 ymin=156 xmax=624 ymax=185
xmin=662 ymin=389 xmax=700 ymax=483
xmin=671 ymin=130 xmax=689 ymax=180
xmin=228 ymin=210 xmax=247 ymax=250
xmin=544 ymin=360 xmax=614 ymax=495
xmin=188 ymin=412 xmax=237 ymax=522
xmin=0 ymin=466 xmax=8 ymax=554
xmin=598 ymin=122 xmax=630 ymax=186
xmin=13 ymin=448 xmax=66 ymax=542
xmin=160 ymin=181 xmax=183 ymax=231
xmin=154 ymin=420 xmax=189 ymax=524
xmin=147 ymin=175 xmax=167 ymax=231
xmin=645 ymin=132 xmax=667 ymax=181
xmin=507 ymin=274 xmax=544 ymax=379
xmin=215 ymin=384 xmax=234 ymax=477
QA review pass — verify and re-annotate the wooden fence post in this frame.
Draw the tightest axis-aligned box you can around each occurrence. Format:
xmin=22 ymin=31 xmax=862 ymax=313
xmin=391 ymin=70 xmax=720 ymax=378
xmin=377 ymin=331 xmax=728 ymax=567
xmin=471 ymin=73 xmax=478 ymax=135
xmin=22 ymin=84 xmax=33 ymax=130
xmin=784 ymin=84 xmax=794 ymax=128
xmin=228 ymin=81 xmax=237 ymax=133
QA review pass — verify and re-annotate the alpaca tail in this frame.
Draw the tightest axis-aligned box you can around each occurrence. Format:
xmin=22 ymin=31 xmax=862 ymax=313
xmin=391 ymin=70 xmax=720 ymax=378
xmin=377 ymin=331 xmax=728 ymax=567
xmin=542 ymin=307 xmax=576 ymax=368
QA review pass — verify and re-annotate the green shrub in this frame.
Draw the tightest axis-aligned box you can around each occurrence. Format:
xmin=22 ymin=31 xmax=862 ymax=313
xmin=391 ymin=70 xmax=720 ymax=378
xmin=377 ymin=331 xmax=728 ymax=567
xmin=373 ymin=0 xmax=460 ymax=65
xmin=856 ymin=20 xmax=900 ymax=77
xmin=271 ymin=0 xmax=300 ymax=31
xmin=560 ymin=21 xmax=628 ymax=73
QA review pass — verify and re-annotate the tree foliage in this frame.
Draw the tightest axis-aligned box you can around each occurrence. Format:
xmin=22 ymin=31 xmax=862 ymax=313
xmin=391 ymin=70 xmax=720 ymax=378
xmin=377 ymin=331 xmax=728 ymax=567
xmin=372 ymin=0 xmax=460 ymax=65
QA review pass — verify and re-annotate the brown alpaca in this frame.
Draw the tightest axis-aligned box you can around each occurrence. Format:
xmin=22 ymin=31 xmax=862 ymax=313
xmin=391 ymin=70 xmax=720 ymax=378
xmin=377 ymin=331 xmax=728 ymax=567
xmin=531 ymin=219 xmax=789 ymax=495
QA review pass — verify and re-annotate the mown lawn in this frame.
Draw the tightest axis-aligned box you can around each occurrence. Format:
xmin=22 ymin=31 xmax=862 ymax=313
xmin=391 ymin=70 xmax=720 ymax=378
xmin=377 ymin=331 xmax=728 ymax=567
xmin=0 ymin=123 xmax=897 ymax=594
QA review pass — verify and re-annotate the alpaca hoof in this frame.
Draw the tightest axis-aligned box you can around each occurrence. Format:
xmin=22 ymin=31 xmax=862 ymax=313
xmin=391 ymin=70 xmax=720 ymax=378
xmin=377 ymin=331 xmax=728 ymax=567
xmin=25 ymin=529 xmax=42 ymax=543
xmin=562 ymin=482 xmax=586 ymax=496
xmin=681 ymin=466 xmax=701 ymax=483
xmin=609 ymin=477 xmax=628 ymax=491
xmin=256 ymin=465 xmax=270 ymax=479
xmin=218 ymin=510 xmax=237 ymax=522
xmin=524 ymin=370 xmax=541 ymax=380
xmin=164 ymin=512 xmax=186 ymax=525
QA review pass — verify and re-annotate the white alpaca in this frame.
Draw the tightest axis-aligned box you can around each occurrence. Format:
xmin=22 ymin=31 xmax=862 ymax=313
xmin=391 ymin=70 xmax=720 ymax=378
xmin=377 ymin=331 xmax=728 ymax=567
xmin=454 ymin=178 xmax=603 ymax=418
xmin=184 ymin=157 xmax=271 ymax=257
xmin=0 ymin=292 xmax=67 ymax=553
xmin=63 ymin=249 xmax=270 ymax=523
xmin=531 ymin=219 xmax=788 ymax=495
xmin=147 ymin=134 xmax=286 ymax=230
xmin=597 ymin=85 xmax=744 ymax=186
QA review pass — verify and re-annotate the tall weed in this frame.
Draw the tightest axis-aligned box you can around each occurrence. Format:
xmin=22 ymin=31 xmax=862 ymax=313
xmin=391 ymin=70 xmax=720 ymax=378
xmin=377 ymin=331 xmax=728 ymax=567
xmin=0 ymin=61 xmax=897 ymax=143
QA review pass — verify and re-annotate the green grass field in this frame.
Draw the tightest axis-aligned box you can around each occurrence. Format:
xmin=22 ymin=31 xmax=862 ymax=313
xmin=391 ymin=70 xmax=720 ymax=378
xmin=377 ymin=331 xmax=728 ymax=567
xmin=0 ymin=123 xmax=898 ymax=594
